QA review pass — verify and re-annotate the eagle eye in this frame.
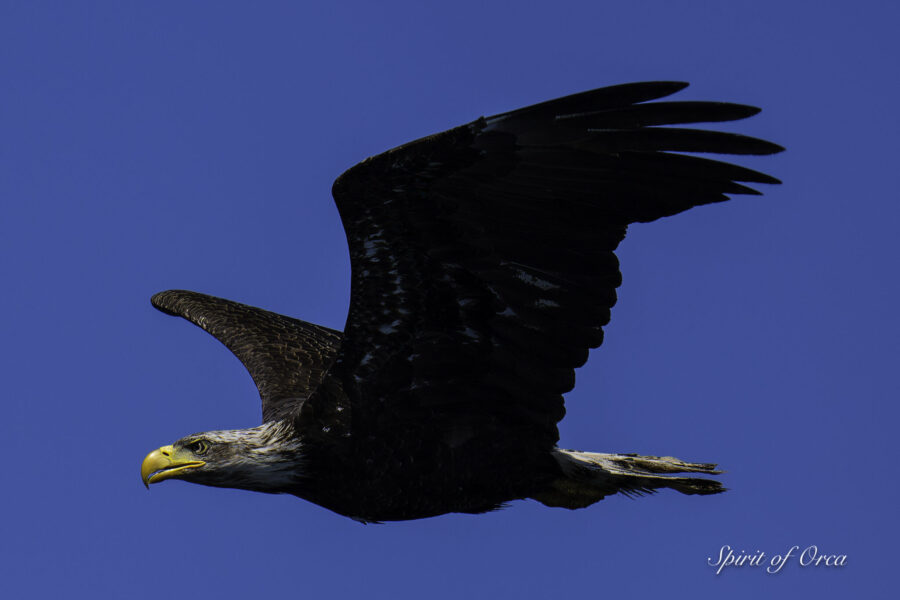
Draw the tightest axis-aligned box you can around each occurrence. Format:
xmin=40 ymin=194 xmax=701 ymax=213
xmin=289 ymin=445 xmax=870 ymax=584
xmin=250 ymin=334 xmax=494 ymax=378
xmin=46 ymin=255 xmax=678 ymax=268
xmin=187 ymin=440 xmax=210 ymax=455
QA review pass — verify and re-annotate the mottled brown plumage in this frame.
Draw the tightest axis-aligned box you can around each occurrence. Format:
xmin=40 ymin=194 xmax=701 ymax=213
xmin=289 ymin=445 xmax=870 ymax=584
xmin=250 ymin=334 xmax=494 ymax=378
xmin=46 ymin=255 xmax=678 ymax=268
xmin=151 ymin=291 xmax=341 ymax=422
xmin=144 ymin=81 xmax=782 ymax=521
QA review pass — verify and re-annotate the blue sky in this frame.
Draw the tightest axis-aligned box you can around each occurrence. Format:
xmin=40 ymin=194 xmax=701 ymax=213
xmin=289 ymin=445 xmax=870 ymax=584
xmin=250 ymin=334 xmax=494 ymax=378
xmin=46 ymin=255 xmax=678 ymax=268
xmin=2 ymin=1 xmax=897 ymax=598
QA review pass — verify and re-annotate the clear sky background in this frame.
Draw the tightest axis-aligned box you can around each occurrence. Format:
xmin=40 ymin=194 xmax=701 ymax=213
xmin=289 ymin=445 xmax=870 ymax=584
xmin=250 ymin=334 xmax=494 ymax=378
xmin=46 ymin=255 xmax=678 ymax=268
xmin=2 ymin=2 xmax=897 ymax=598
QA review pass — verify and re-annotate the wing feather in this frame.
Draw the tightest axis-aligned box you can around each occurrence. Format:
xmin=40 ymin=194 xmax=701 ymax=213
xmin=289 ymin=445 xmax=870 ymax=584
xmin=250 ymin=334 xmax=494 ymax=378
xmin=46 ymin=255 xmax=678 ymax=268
xmin=151 ymin=290 xmax=342 ymax=422
xmin=309 ymin=82 xmax=781 ymax=446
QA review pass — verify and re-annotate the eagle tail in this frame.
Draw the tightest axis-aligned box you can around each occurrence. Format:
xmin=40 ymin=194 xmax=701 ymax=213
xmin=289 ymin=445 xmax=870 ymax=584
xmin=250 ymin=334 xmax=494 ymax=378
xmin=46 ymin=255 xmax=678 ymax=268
xmin=532 ymin=449 xmax=724 ymax=509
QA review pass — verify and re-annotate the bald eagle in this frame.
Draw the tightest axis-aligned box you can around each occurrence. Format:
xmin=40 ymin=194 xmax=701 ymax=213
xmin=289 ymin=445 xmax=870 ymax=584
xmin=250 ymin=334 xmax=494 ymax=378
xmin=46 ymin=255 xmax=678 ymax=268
xmin=142 ymin=81 xmax=782 ymax=522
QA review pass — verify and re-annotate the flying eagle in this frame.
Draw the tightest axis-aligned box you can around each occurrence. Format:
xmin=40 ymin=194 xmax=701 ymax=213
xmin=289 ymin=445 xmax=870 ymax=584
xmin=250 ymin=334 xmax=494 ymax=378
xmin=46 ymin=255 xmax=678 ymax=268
xmin=142 ymin=81 xmax=782 ymax=522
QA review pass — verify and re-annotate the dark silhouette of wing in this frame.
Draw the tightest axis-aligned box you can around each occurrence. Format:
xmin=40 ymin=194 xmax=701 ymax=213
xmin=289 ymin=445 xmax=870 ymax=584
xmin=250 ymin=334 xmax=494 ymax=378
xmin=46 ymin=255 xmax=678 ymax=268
xmin=311 ymin=81 xmax=782 ymax=446
xmin=151 ymin=290 xmax=342 ymax=422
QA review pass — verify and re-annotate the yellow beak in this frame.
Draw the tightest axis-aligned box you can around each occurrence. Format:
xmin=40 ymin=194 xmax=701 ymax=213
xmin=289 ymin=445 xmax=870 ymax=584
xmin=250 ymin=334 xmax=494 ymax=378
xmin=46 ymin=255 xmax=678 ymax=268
xmin=141 ymin=445 xmax=205 ymax=488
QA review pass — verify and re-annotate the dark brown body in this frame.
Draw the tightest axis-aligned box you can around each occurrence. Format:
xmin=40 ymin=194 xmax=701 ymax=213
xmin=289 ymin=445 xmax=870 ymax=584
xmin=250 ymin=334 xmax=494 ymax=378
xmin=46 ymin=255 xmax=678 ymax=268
xmin=295 ymin=408 xmax=560 ymax=521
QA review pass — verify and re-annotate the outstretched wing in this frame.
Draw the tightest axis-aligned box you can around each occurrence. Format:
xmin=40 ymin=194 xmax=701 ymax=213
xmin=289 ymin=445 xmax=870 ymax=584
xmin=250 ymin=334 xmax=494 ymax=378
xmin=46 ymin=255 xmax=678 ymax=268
xmin=309 ymin=81 xmax=782 ymax=447
xmin=151 ymin=290 xmax=342 ymax=422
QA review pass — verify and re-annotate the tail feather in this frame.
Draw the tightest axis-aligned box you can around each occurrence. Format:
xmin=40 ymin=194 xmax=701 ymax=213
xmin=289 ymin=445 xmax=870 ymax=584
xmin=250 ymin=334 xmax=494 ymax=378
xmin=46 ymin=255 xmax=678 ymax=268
xmin=532 ymin=449 xmax=725 ymax=509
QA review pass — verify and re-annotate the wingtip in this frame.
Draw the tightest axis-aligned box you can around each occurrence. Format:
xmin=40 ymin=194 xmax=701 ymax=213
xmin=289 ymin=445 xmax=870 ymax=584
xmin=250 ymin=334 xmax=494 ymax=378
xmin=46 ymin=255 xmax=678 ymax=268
xmin=150 ymin=289 xmax=173 ymax=308
xmin=657 ymin=80 xmax=690 ymax=92
xmin=617 ymin=80 xmax=689 ymax=91
xmin=748 ymin=139 xmax=785 ymax=156
xmin=602 ymin=80 xmax=690 ymax=102
xmin=722 ymin=103 xmax=762 ymax=121
xmin=150 ymin=289 xmax=190 ymax=316
xmin=150 ymin=290 xmax=167 ymax=307
xmin=487 ymin=80 xmax=694 ymax=126
xmin=768 ymin=141 xmax=786 ymax=155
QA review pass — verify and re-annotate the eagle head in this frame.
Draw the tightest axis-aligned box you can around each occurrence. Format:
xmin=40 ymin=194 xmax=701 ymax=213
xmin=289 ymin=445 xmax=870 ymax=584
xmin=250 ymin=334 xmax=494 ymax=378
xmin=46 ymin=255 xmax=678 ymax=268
xmin=141 ymin=422 xmax=303 ymax=493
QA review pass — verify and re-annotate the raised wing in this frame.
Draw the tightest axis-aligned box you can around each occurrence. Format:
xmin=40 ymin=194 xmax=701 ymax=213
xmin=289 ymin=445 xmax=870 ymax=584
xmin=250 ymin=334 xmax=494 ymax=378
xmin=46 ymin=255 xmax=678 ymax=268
xmin=315 ymin=81 xmax=782 ymax=446
xmin=151 ymin=290 xmax=342 ymax=422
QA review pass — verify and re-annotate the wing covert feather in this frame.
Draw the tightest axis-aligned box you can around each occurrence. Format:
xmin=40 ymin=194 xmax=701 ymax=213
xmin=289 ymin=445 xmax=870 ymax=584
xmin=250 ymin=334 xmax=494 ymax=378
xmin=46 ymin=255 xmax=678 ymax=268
xmin=151 ymin=290 xmax=342 ymax=422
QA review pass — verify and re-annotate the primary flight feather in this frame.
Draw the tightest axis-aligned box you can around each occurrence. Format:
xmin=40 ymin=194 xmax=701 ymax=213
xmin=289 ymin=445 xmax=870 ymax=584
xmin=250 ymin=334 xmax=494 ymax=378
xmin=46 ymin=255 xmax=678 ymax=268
xmin=142 ymin=81 xmax=782 ymax=522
